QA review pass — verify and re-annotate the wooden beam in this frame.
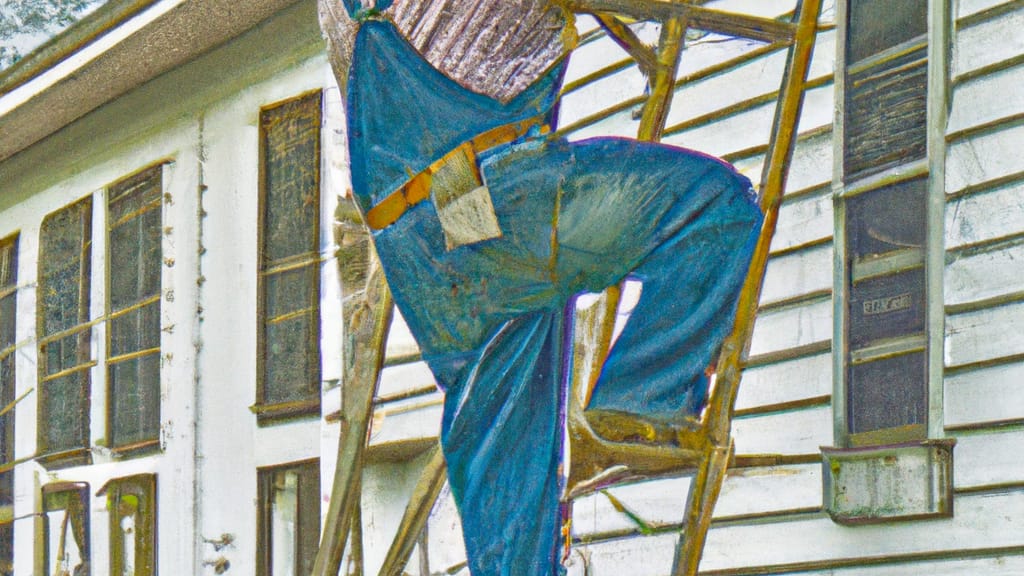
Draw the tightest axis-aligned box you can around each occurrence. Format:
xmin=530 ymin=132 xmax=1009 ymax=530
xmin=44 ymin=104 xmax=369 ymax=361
xmin=594 ymin=13 xmax=660 ymax=77
xmin=377 ymin=445 xmax=448 ymax=576
xmin=310 ymin=253 xmax=394 ymax=576
xmin=561 ymin=0 xmax=798 ymax=44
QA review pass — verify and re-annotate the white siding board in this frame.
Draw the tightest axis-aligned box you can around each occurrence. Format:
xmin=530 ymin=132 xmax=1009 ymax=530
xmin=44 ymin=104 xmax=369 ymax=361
xmin=569 ymin=490 xmax=1024 ymax=576
xmin=957 ymin=0 xmax=1018 ymax=20
xmin=945 ymin=300 xmax=1024 ymax=368
xmin=563 ymin=22 xmax=662 ymax=88
xmin=738 ymin=352 xmax=832 ymax=411
xmin=426 ymin=484 xmax=469 ymax=573
xmin=559 ymin=65 xmax=648 ymax=128
xmin=761 ymin=242 xmax=833 ymax=306
xmin=945 ymin=361 xmax=1024 ymax=427
xmin=732 ymin=404 xmax=833 ymax=455
xmin=749 ymin=297 xmax=832 ymax=358
xmin=378 ymin=360 xmax=436 ymax=399
xmin=954 ymin=4 xmax=1024 ymax=78
xmin=735 ymin=130 xmax=833 ymax=195
xmin=704 ymin=0 xmax=797 ymax=18
xmin=948 ymin=62 xmax=1024 ymax=135
xmin=797 ymin=554 xmax=1024 ymax=576
xmin=946 ymin=180 xmax=1024 ymax=249
xmin=385 ymin=306 xmax=421 ymax=359
xmin=945 ymin=241 xmax=1024 ymax=307
xmin=772 ymin=189 xmax=834 ymax=252
xmin=566 ymin=108 xmax=640 ymax=140
xmin=571 ymin=464 xmax=821 ymax=538
xmin=369 ymin=395 xmax=443 ymax=447
xmin=946 ymin=124 xmax=1024 ymax=194
xmin=952 ymin=427 xmax=1024 ymax=489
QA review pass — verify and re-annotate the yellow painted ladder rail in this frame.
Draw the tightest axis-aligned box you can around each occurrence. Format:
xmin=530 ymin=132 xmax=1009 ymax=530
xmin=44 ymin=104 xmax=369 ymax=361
xmin=311 ymin=0 xmax=824 ymax=574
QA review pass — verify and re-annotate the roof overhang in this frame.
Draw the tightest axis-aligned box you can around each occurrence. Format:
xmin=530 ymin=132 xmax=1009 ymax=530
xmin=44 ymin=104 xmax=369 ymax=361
xmin=0 ymin=0 xmax=307 ymax=163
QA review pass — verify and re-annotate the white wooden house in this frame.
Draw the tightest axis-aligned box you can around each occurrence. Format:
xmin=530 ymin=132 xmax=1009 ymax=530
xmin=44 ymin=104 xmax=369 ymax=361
xmin=0 ymin=0 xmax=1021 ymax=574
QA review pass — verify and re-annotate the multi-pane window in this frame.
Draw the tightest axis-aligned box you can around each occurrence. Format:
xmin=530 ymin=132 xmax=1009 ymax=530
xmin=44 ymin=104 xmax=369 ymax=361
xmin=107 ymin=167 xmax=163 ymax=454
xmin=256 ymin=92 xmax=323 ymax=422
xmin=256 ymin=460 xmax=320 ymax=576
xmin=840 ymin=0 xmax=930 ymax=446
xmin=103 ymin=474 xmax=156 ymax=576
xmin=38 ymin=197 xmax=94 ymax=467
xmin=0 ymin=234 xmax=17 ymax=575
xmin=42 ymin=482 xmax=90 ymax=576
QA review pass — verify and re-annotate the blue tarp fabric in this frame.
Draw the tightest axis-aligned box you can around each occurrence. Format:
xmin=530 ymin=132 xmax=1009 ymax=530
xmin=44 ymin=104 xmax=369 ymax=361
xmin=345 ymin=19 xmax=761 ymax=576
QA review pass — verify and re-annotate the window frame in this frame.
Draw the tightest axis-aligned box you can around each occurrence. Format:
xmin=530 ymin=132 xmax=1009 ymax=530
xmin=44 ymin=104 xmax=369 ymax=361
xmin=104 ymin=166 xmax=165 ymax=457
xmin=0 ymin=233 xmax=17 ymax=575
xmin=36 ymin=196 xmax=95 ymax=468
xmin=256 ymin=459 xmax=321 ymax=576
xmin=39 ymin=482 xmax=91 ymax=576
xmin=832 ymin=0 xmax=951 ymax=449
xmin=254 ymin=90 xmax=324 ymax=424
xmin=101 ymin=474 xmax=157 ymax=576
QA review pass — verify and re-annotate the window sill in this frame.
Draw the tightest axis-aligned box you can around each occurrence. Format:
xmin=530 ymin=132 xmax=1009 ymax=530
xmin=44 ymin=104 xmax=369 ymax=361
xmin=35 ymin=447 xmax=92 ymax=470
xmin=110 ymin=438 xmax=161 ymax=459
xmin=251 ymin=398 xmax=321 ymax=425
xmin=821 ymin=438 xmax=955 ymax=525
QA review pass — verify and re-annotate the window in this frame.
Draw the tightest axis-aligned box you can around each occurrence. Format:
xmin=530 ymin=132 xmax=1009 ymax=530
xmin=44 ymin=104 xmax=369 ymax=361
xmin=38 ymin=197 xmax=94 ymax=467
xmin=102 ymin=474 xmax=156 ymax=576
xmin=107 ymin=167 xmax=163 ymax=455
xmin=0 ymin=234 xmax=17 ymax=575
xmin=839 ymin=0 xmax=931 ymax=447
xmin=256 ymin=92 xmax=323 ymax=422
xmin=824 ymin=0 xmax=954 ymax=524
xmin=256 ymin=460 xmax=320 ymax=576
xmin=42 ymin=482 xmax=90 ymax=576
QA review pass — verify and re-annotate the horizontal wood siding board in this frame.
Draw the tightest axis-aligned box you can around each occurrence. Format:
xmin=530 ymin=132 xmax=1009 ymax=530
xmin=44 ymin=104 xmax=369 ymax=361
xmin=737 ymin=351 xmax=832 ymax=412
xmin=771 ymin=187 xmax=834 ymax=253
xmin=732 ymin=129 xmax=834 ymax=196
xmin=367 ymin=396 xmax=442 ymax=447
xmin=944 ymin=360 xmax=1024 ymax=428
xmin=944 ymin=238 xmax=1024 ymax=308
xmin=945 ymin=179 xmax=1024 ymax=249
xmin=376 ymin=360 xmax=436 ymax=401
xmin=761 ymin=242 xmax=833 ymax=306
xmin=945 ymin=300 xmax=1024 ymax=368
xmin=773 ymin=553 xmax=1024 ymax=576
xmin=946 ymin=123 xmax=1024 ymax=194
xmin=749 ymin=296 xmax=832 ymax=358
xmin=954 ymin=2 xmax=1024 ymax=79
xmin=566 ymin=490 xmax=1024 ymax=576
xmin=951 ymin=427 xmax=1024 ymax=489
xmin=570 ymin=464 xmax=822 ymax=539
xmin=732 ymin=404 xmax=834 ymax=456
xmin=948 ymin=62 xmax=1024 ymax=136
xmin=384 ymin=306 xmax=420 ymax=360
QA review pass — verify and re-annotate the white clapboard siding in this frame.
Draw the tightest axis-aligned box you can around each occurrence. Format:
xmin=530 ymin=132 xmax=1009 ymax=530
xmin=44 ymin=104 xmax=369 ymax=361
xmin=945 ymin=300 xmax=1024 ymax=368
xmin=761 ymin=242 xmax=832 ymax=306
xmin=749 ymin=296 xmax=832 ymax=358
xmin=948 ymin=63 xmax=1024 ymax=136
xmin=945 ymin=361 xmax=1024 ymax=428
xmin=946 ymin=180 xmax=1024 ymax=249
xmin=563 ymin=20 xmax=661 ymax=88
xmin=737 ymin=351 xmax=832 ymax=411
xmin=945 ymin=240 xmax=1024 ymax=308
xmin=571 ymin=464 xmax=821 ymax=538
xmin=705 ymin=0 xmax=797 ymax=18
xmin=385 ymin=306 xmax=420 ymax=359
xmin=952 ymin=427 xmax=1024 ymax=489
xmin=732 ymin=404 xmax=833 ymax=455
xmin=954 ymin=2 xmax=1024 ymax=79
xmin=946 ymin=123 xmax=1024 ymax=194
xmin=426 ymin=484 xmax=470 ymax=574
xmin=796 ymin=554 xmax=1024 ymax=576
xmin=368 ymin=392 xmax=443 ymax=447
xmin=559 ymin=63 xmax=649 ymax=129
xmin=734 ymin=130 xmax=833 ymax=194
xmin=958 ymin=0 xmax=1018 ymax=20
xmin=772 ymin=188 xmax=834 ymax=252
xmin=377 ymin=360 xmax=436 ymax=399
xmin=567 ymin=490 xmax=1024 ymax=576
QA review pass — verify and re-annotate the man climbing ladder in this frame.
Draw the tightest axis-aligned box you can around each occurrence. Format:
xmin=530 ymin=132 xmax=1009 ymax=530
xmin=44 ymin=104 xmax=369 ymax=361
xmin=313 ymin=0 xmax=822 ymax=574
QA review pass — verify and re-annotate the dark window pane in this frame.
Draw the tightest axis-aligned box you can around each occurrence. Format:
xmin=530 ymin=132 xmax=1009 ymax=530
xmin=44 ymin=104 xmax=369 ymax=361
xmin=847 ymin=0 xmax=928 ymax=63
xmin=848 ymin=268 xmax=926 ymax=349
xmin=258 ymin=93 xmax=322 ymax=419
xmin=261 ymin=93 xmax=322 ymax=265
xmin=264 ymin=314 xmax=318 ymax=406
xmin=844 ymin=49 xmax=928 ymax=181
xmin=848 ymin=351 xmax=928 ymax=435
xmin=108 ymin=168 xmax=162 ymax=451
xmin=38 ymin=200 xmax=92 ymax=462
xmin=846 ymin=178 xmax=927 ymax=261
xmin=0 ymin=236 xmax=13 ymax=575
xmin=40 ymin=372 xmax=90 ymax=455
xmin=109 ymin=354 xmax=161 ymax=449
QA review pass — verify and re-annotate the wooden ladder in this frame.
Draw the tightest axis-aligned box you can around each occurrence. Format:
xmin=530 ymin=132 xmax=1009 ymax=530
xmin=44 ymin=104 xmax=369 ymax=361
xmin=311 ymin=0 xmax=824 ymax=574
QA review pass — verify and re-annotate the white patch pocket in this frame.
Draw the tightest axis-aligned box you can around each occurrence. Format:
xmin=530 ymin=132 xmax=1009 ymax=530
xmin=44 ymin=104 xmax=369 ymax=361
xmin=430 ymin=147 xmax=503 ymax=250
